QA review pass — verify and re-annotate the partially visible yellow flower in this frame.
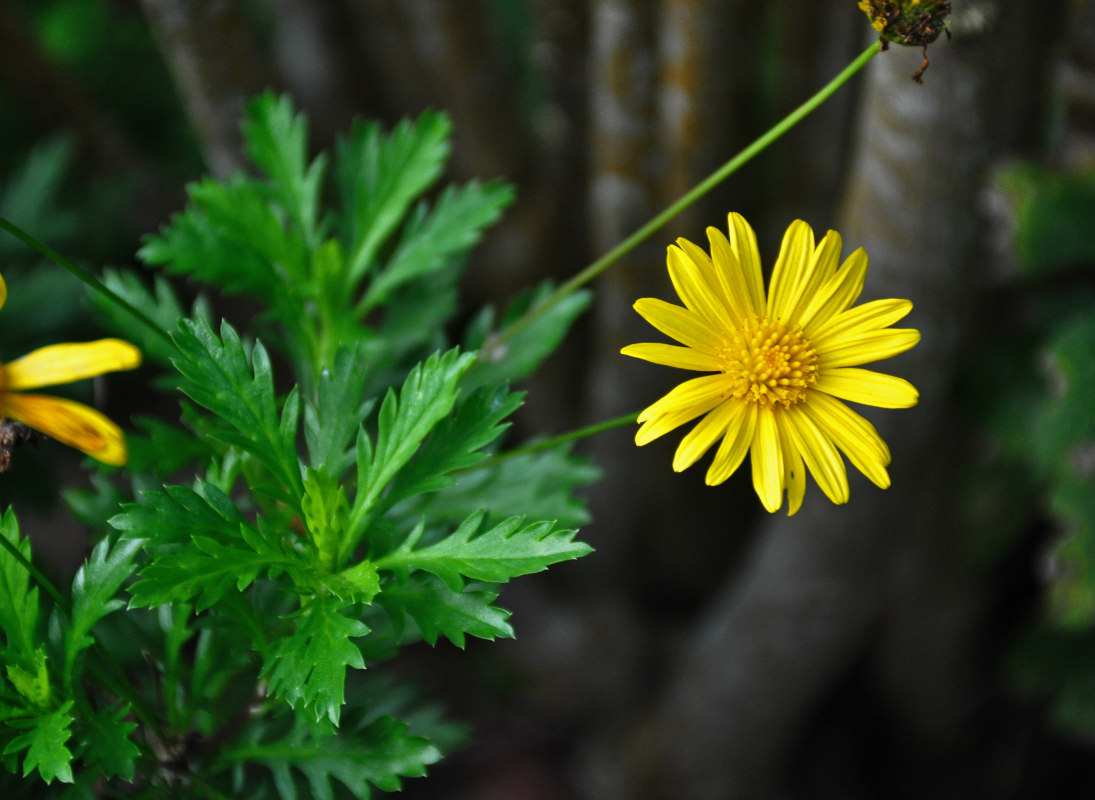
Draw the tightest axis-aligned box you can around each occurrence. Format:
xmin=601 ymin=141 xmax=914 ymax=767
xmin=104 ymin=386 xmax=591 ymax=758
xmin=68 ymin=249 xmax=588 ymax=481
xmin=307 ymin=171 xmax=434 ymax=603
xmin=0 ymin=273 xmax=141 ymax=466
xmin=621 ymin=213 xmax=919 ymax=516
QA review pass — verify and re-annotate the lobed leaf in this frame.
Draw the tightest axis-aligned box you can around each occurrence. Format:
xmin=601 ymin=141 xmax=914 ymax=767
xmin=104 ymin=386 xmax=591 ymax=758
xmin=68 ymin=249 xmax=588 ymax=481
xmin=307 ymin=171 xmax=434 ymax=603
xmin=243 ymin=93 xmax=327 ymax=248
xmin=261 ymin=595 xmax=369 ymax=725
xmin=336 ymin=111 xmax=452 ymax=286
xmin=0 ymin=509 xmax=40 ymax=667
xmin=171 ymin=318 xmax=304 ymax=508
xmin=376 ymin=574 xmax=513 ymax=647
xmin=345 ymin=348 xmax=477 ymax=560
xmin=377 ymin=510 xmax=591 ymax=592
xmin=3 ymin=703 xmax=74 ymax=784
xmin=226 ymin=713 xmax=439 ymax=800
xmin=63 ymin=537 xmax=143 ymax=687
xmin=357 ymin=181 xmax=514 ymax=315
xmin=383 ymin=385 xmax=523 ymax=510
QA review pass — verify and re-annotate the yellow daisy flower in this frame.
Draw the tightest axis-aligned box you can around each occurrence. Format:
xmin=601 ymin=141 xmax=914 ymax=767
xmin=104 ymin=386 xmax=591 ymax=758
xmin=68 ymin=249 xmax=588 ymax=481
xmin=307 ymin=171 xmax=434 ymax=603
xmin=621 ymin=213 xmax=920 ymax=515
xmin=0 ymin=272 xmax=141 ymax=467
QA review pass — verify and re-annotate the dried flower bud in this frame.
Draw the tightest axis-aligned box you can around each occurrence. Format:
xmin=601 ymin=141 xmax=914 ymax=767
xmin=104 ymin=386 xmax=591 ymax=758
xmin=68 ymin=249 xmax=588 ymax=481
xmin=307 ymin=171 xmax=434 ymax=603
xmin=858 ymin=0 xmax=951 ymax=45
xmin=858 ymin=0 xmax=951 ymax=83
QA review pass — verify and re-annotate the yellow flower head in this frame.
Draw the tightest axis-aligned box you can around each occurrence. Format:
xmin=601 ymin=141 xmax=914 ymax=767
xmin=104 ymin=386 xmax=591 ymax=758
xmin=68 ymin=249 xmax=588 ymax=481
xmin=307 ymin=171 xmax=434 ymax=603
xmin=621 ymin=213 xmax=920 ymax=516
xmin=0 ymin=273 xmax=141 ymax=467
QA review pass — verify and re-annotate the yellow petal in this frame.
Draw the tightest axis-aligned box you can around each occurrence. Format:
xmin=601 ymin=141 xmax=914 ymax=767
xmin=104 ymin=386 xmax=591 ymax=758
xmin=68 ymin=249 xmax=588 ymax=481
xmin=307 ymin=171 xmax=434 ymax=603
xmin=633 ymin=298 xmax=721 ymax=354
xmin=783 ymin=406 xmax=849 ymax=505
xmin=673 ymin=399 xmax=740 ymax=472
xmin=802 ymin=390 xmax=891 ymax=487
xmin=819 ymin=329 xmax=921 ymax=369
xmin=773 ymin=410 xmax=806 ymax=516
xmin=0 ymin=272 xmax=6 ymax=311
xmin=667 ymin=244 xmax=733 ymax=331
xmin=801 ymin=248 xmax=868 ymax=335
xmin=1 ymin=392 xmax=127 ymax=465
xmin=751 ymin=409 xmax=784 ymax=512
xmin=706 ymin=402 xmax=756 ymax=485
xmin=725 ymin=213 xmax=765 ymax=315
xmin=784 ymin=229 xmax=843 ymax=324
xmin=816 ymin=367 xmax=919 ymax=409
xmin=621 ymin=342 xmax=722 ymax=372
xmin=707 ymin=226 xmax=763 ymax=327
xmin=811 ymin=298 xmax=913 ymax=346
xmin=766 ymin=220 xmax=814 ymax=321
xmin=635 ymin=374 xmax=728 ymax=444
xmin=5 ymin=339 xmax=141 ymax=391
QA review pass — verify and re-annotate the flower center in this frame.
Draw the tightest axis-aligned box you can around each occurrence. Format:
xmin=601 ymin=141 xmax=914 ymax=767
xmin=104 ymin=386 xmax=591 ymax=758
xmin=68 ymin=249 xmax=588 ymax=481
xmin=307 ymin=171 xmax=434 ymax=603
xmin=720 ymin=316 xmax=819 ymax=408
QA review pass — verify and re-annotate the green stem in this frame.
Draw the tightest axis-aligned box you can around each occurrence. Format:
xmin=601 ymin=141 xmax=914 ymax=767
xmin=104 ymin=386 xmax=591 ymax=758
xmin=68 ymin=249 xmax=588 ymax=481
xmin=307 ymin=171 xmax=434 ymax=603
xmin=0 ymin=528 xmax=69 ymax=613
xmin=492 ymin=41 xmax=880 ymax=350
xmin=474 ymin=411 xmax=639 ymax=471
xmin=0 ymin=215 xmax=173 ymax=345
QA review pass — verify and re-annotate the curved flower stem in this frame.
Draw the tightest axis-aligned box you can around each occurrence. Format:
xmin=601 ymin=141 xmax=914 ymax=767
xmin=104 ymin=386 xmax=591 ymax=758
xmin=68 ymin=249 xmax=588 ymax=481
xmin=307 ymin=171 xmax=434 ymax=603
xmin=490 ymin=41 xmax=881 ymax=351
xmin=475 ymin=411 xmax=640 ymax=471
xmin=0 ymin=215 xmax=173 ymax=345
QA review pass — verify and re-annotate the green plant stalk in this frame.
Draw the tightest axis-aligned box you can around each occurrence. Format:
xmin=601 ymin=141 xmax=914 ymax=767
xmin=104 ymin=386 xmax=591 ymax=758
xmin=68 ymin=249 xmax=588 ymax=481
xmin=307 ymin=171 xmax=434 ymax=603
xmin=479 ymin=411 xmax=639 ymax=470
xmin=0 ymin=527 xmax=69 ymax=613
xmin=493 ymin=40 xmax=881 ymax=349
xmin=0 ymin=215 xmax=173 ymax=345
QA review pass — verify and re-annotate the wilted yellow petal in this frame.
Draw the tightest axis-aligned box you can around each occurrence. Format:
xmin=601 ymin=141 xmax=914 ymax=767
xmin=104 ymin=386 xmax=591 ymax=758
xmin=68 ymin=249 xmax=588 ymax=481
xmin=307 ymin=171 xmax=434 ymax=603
xmin=5 ymin=339 xmax=141 ymax=390
xmin=1 ymin=392 xmax=127 ymax=465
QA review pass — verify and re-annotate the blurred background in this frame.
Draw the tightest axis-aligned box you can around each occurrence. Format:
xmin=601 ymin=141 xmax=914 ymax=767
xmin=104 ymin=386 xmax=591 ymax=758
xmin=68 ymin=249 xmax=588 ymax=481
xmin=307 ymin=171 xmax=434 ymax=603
xmin=3 ymin=1 xmax=1095 ymax=798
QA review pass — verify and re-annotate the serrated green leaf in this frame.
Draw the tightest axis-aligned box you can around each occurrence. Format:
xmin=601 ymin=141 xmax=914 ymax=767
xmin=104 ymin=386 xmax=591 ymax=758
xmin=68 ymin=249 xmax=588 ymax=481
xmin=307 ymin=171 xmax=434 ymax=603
xmin=464 ymin=283 xmax=592 ymax=391
xmin=117 ymin=483 xmax=298 ymax=610
xmin=377 ymin=574 xmax=512 ymax=647
xmin=0 ymin=509 xmax=40 ymax=667
xmin=111 ymin=482 xmax=243 ymax=547
xmin=63 ymin=537 xmax=143 ymax=687
xmin=337 ymin=111 xmax=452 ymax=286
xmin=357 ymin=180 xmax=513 ymax=314
xmin=171 ymin=318 xmax=304 ymax=508
xmin=243 ymin=93 xmax=327 ymax=249
xmin=344 ymin=348 xmax=477 ymax=561
xmin=417 ymin=444 xmax=599 ymax=529
xmin=304 ymin=343 xmax=374 ymax=474
xmin=3 ymin=702 xmax=74 ymax=784
xmin=226 ymin=713 xmax=439 ymax=800
xmin=377 ymin=510 xmax=591 ymax=592
xmin=140 ymin=176 xmax=306 ymax=300
xmin=262 ymin=596 xmax=368 ymax=725
xmin=77 ymin=703 xmax=139 ymax=782
xmin=384 ymin=385 xmax=523 ymax=509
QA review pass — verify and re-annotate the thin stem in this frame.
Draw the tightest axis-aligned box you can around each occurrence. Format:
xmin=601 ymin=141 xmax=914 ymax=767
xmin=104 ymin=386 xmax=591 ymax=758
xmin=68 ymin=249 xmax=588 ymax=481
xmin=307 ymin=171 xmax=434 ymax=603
xmin=0 ymin=215 xmax=173 ymax=345
xmin=474 ymin=411 xmax=639 ymax=471
xmin=0 ymin=527 xmax=69 ymax=613
xmin=490 ymin=41 xmax=881 ymax=350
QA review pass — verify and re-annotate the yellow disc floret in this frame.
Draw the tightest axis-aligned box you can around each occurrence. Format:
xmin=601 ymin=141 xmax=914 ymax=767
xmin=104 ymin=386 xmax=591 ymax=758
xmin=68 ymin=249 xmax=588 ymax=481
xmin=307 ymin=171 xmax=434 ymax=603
xmin=721 ymin=316 xmax=818 ymax=408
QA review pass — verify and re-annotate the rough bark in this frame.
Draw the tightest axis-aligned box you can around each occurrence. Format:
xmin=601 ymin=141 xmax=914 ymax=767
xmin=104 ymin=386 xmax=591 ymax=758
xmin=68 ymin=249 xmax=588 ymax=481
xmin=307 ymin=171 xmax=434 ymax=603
xmin=139 ymin=0 xmax=272 ymax=178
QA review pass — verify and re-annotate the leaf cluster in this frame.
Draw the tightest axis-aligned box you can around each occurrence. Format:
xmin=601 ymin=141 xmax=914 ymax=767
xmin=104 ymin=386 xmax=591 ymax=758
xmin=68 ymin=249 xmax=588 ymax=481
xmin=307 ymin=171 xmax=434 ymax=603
xmin=4 ymin=94 xmax=596 ymax=796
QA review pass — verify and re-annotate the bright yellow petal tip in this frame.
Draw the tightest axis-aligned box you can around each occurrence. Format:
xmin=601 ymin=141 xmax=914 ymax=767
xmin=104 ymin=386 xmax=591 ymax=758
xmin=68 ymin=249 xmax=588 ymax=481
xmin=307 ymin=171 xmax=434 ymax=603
xmin=622 ymin=214 xmax=919 ymax=515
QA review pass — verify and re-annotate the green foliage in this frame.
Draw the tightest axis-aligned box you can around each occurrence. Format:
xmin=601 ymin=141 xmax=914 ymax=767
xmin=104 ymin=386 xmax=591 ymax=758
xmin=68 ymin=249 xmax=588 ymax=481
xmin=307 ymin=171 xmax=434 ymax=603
xmin=3 ymin=93 xmax=595 ymax=795
xmin=973 ymin=163 xmax=1095 ymax=742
